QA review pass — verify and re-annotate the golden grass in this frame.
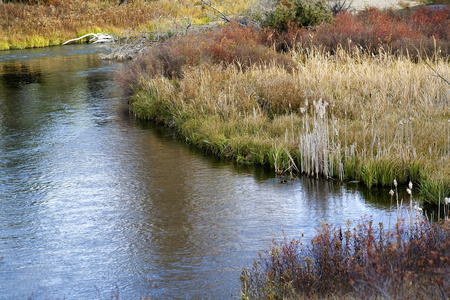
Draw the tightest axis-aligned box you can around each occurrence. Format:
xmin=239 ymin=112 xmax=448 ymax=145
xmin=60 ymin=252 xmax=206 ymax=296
xmin=130 ymin=47 xmax=450 ymax=204
xmin=0 ymin=0 xmax=254 ymax=50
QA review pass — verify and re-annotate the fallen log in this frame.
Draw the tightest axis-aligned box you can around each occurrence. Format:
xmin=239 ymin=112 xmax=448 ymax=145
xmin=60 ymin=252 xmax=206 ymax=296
xmin=63 ymin=33 xmax=117 ymax=45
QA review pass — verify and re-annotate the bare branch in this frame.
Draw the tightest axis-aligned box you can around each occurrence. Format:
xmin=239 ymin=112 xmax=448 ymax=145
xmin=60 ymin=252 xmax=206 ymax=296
xmin=200 ymin=0 xmax=232 ymax=23
xmin=327 ymin=0 xmax=353 ymax=15
xmin=424 ymin=60 xmax=450 ymax=86
xmin=166 ymin=15 xmax=192 ymax=34
xmin=101 ymin=29 xmax=164 ymax=61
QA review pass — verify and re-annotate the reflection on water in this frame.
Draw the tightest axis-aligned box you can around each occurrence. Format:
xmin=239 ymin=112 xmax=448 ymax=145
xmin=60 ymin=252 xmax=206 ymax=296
xmin=0 ymin=45 xmax=410 ymax=299
xmin=0 ymin=63 xmax=43 ymax=88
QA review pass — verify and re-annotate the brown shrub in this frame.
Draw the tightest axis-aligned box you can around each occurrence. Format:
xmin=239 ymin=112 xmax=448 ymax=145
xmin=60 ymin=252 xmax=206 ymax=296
xmin=241 ymin=217 xmax=449 ymax=299
xmin=409 ymin=5 xmax=450 ymax=40
xmin=264 ymin=6 xmax=450 ymax=57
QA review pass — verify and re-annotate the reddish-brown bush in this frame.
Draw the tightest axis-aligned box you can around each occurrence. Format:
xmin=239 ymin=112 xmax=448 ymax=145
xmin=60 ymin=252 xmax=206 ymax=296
xmin=241 ymin=217 xmax=449 ymax=299
xmin=409 ymin=5 xmax=450 ymax=40
xmin=264 ymin=6 xmax=450 ymax=56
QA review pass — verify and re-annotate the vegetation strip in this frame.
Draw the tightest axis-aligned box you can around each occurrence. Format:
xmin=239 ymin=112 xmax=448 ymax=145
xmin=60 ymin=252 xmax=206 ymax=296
xmin=240 ymin=178 xmax=449 ymax=299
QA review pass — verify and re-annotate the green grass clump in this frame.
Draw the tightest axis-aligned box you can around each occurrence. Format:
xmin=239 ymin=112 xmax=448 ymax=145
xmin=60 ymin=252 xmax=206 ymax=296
xmin=263 ymin=0 xmax=333 ymax=31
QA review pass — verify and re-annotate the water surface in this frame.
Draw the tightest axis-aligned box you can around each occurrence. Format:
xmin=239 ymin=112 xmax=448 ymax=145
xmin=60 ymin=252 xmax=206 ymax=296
xmin=1 ymin=45 xmax=403 ymax=299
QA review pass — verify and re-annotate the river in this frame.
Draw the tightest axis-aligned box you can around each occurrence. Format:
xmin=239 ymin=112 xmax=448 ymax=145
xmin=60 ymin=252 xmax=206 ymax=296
xmin=0 ymin=45 xmax=406 ymax=299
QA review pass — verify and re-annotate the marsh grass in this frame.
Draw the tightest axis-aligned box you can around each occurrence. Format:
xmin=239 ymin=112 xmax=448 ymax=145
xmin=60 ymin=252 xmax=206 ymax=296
xmin=125 ymin=27 xmax=449 ymax=203
xmin=0 ymin=0 xmax=253 ymax=50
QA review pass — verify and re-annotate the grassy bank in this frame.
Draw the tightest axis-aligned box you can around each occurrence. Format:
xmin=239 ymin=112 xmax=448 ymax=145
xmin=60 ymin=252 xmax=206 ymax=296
xmin=120 ymin=6 xmax=450 ymax=205
xmin=127 ymin=49 xmax=450 ymax=204
xmin=0 ymin=0 xmax=252 ymax=50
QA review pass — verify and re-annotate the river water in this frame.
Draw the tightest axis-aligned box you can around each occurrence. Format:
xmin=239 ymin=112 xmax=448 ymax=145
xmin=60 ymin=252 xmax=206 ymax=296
xmin=0 ymin=45 xmax=404 ymax=299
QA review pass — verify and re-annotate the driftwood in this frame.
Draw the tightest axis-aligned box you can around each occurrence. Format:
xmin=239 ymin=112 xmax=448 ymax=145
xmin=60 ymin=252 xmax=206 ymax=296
xmin=63 ymin=33 xmax=117 ymax=45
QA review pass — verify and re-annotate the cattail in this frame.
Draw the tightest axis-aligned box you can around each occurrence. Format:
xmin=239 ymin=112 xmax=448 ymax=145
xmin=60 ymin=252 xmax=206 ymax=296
xmin=393 ymin=179 xmax=397 ymax=188
xmin=407 ymin=185 xmax=413 ymax=230
xmin=389 ymin=190 xmax=394 ymax=196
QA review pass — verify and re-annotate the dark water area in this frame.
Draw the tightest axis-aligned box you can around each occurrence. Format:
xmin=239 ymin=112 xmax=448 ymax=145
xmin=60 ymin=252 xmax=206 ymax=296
xmin=0 ymin=45 xmax=418 ymax=299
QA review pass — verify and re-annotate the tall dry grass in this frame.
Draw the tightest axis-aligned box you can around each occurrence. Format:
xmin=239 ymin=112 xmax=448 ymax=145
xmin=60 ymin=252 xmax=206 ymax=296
xmin=127 ymin=42 xmax=449 ymax=204
xmin=0 ymin=0 xmax=253 ymax=50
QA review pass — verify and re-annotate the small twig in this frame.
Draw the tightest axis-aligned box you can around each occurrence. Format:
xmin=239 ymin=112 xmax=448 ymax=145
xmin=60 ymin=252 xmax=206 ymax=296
xmin=424 ymin=60 xmax=450 ymax=86
xmin=166 ymin=15 xmax=192 ymax=34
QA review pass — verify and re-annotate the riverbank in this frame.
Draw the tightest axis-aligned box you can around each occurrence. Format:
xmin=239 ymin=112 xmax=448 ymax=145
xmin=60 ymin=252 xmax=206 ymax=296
xmin=121 ymin=6 xmax=450 ymax=205
xmin=0 ymin=0 xmax=251 ymax=50
xmin=2 ymin=0 xmax=444 ymax=51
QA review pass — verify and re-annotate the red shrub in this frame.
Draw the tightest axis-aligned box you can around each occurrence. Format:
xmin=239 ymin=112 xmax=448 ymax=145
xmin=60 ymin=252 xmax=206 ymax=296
xmin=264 ymin=6 xmax=450 ymax=57
xmin=409 ymin=5 xmax=450 ymax=40
xmin=241 ymin=217 xmax=450 ymax=299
